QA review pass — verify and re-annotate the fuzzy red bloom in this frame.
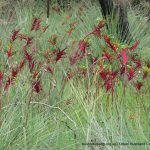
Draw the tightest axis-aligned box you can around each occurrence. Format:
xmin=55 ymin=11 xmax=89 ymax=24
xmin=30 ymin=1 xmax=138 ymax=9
xmin=56 ymin=49 xmax=66 ymax=62
xmin=0 ymin=71 xmax=3 ymax=87
xmin=111 ymin=70 xmax=118 ymax=79
xmin=7 ymin=45 xmax=12 ymax=58
xmin=92 ymin=26 xmax=102 ymax=39
xmin=121 ymin=50 xmax=128 ymax=65
xmin=104 ymin=35 xmax=117 ymax=52
xmin=12 ymin=68 xmax=19 ymax=78
xmin=78 ymin=40 xmax=88 ymax=54
xmin=102 ymin=50 xmax=111 ymax=62
xmin=131 ymin=56 xmax=141 ymax=69
xmin=4 ymin=77 xmax=12 ymax=91
xmin=4 ymin=68 xmax=19 ymax=91
xmin=0 ymin=71 xmax=3 ymax=80
xmin=24 ymin=50 xmax=32 ymax=63
xmin=47 ymin=66 xmax=53 ymax=75
xmin=11 ymin=29 xmax=20 ymax=42
xmin=31 ymin=18 xmax=41 ymax=31
xmin=135 ymin=81 xmax=143 ymax=91
xmin=105 ymin=80 xmax=113 ymax=92
xmin=100 ymin=71 xmax=107 ymax=81
xmin=127 ymin=67 xmax=135 ymax=81
xmin=29 ymin=62 xmax=34 ymax=72
xmin=32 ymin=80 xmax=42 ymax=93
xmin=120 ymin=66 xmax=126 ymax=75
xmin=18 ymin=59 xmax=26 ymax=71
xmin=33 ymin=70 xmax=38 ymax=79
xmin=92 ymin=57 xmax=98 ymax=65
xmin=135 ymin=59 xmax=142 ymax=69
xmin=131 ymin=41 xmax=139 ymax=51
xmin=91 ymin=20 xmax=105 ymax=39
xmin=26 ymin=37 xmax=33 ymax=45
xmin=99 ymin=65 xmax=108 ymax=81
xmin=24 ymin=49 xmax=34 ymax=72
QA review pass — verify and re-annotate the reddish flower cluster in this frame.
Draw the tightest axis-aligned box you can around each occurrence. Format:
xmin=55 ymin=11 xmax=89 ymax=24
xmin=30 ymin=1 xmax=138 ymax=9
xmin=55 ymin=49 xmax=66 ymax=62
xmin=11 ymin=30 xmax=20 ymax=42
xmin=7 ymin=44 xmax=13 ymax=58
xmin=31 ymin=18 xmax=41 ymax=31
xmin=4 ymin=59 xmax=26 ymax=91
xmin=0 ymin=71 xmax=3 ymax=88
xmin=1 ymin=18 xmax=149 ymax=95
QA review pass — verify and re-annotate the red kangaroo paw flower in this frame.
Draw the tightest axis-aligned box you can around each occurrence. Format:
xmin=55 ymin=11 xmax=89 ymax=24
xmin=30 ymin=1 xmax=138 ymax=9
xmin=33 ymin=70 xmax=38 ymax=79
xmin=92 ymin=57 xmax=98 ymax=65
xmin=121 ymin=50 xmax=128 ymax=65
xmin=24 ymin=50 xmax=32 ymax=63
xmin=7 ymin=44 xmax=12 ymax=58
xmin=92 ymin=26 xmax=102 ymax=39
xmin=31 ymin=18 xmax=41 ymax=31
xmin=131 ymin=56 xmax=142 ymax=69
xmin=105 ymin=80 xmax=113 ymax=92
xmin=131 ymin=40 xmax=139 ymax=51
xmin=18 ymin=59 xmax=26 ymax=71
xmin=99 ymin=65 xmax=107 ymax=81
xmin=0 ymin=71 xmax=3 ymax=87
xmin=12 ymin=68 xmax=19 ymax=78
xmin=135 ymin=81 xmax=143 ymax=91
xmin=26 ymin=37 xmax=33 ymax=45
xmin=111 ymin=70 xmax=118 ymax=79
xmin=32 ymin=80 xmax=42 ymax=93
xmin=102 ymin=50 xmax=111 ymax=62
xmin=127 ymin=67 xmax=135 ymax=81
xmin=47 ymin=66 xmax=53 ymax=75
xmin=24 ymin=49 xmax=34 ymax=72
xmin=56 ymin=49 xmax=66 ymax=62
xmin=78 ymin=40 xmax=88 ymax=54
xmin=29 ymin=62 xmax=35 ymax=72
xmin=120 ymin=66 xmax=126 ymax=75
xmin=4 ymin=77 xmax=12 ymax=91
xmin=91 ymin=20 xmax=105 ymax=39
xmin=11 ymin=29 xmax=20 ymax=42
xmin=135 ymin=59 xmax=142 ymax=69
xmin=100 ymin=70 xmax=107 ymax=81
xmin=104 ymin=35 xmax=117 ymax=52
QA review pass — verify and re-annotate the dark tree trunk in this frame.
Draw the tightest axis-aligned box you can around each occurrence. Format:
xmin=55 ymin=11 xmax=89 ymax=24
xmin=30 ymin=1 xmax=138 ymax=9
xmin=98 ymin=0 xmax=114 ymax=18
xmin=99 ymin=0 xmax=132 ymax=43
xmin=117 ymin=5 xmax=131 ymax=42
